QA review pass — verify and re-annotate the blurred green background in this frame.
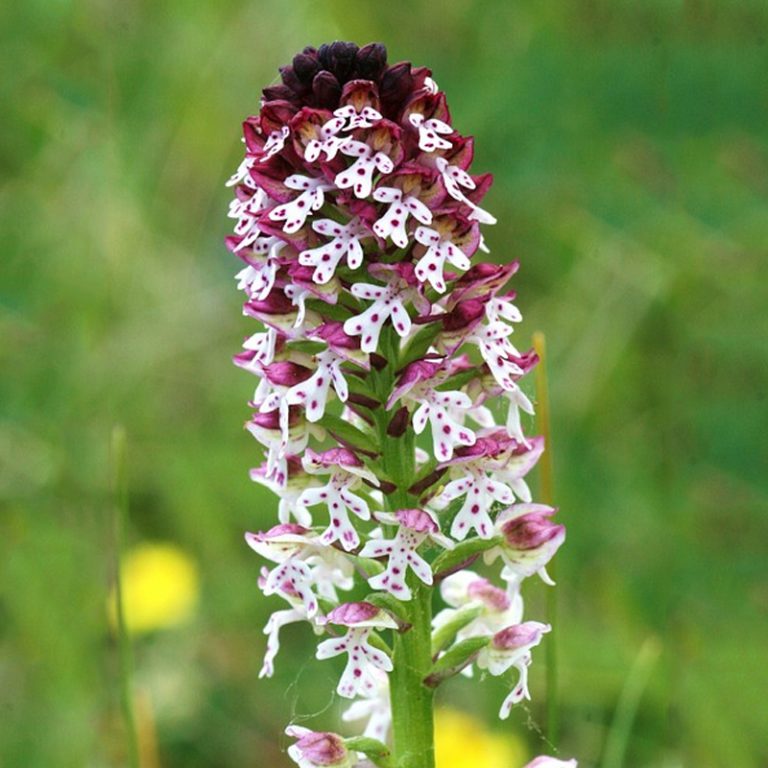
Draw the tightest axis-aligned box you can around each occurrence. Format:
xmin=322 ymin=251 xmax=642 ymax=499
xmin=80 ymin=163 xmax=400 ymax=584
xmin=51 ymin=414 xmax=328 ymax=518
xmin=2 ymin=0 xmax=767 ymax=766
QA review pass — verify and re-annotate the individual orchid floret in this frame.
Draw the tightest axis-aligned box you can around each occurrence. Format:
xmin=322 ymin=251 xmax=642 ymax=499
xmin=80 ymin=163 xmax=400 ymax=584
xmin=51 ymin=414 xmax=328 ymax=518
xmin=246 ymin=409 xmax=322 ymax=482
xmin=484 ymin=504 xmax=566 ymax=585
xmin=234 ymin=236 xmax=286 ymax=300
xmin=286 ymin=349 xmax=352 ymax=423
xmin=387 ymin=359 xmax=476 ymax=461
xmin=359 ymin=508 xmax=453 ymax=600
xmin=432 ymin=436 xmax=524 ymax=540
xmin=371 ymin=186 xmax=432 ymax=248
xmin=334 ymin=103 xmax=383 ymax=131
xmin=476 ymin=621 xmax=551 ymax=719
xmin=433 ymin=570 xmax=523 ymax=643
xmin=434 ymin=157 xmax=497 ymax=225
xmin=268 ymin=175 xmax=332 ymax=233
xmin=228 ymin=185 xmax=268 ymax=236
xmin=298 ymin=217 xmax=369 ymax=284
xmin=341 ymin=667 xmax=391 ymax=743
xmin=303 ymin=112 xmax=350 ymax=162
xmin=298 ymin=448 xmax=377 ymax=550
xmin=413 ymin=225 xmax=471 ymax=293
xmin=468 ymin=320 xmax=526 ymax=392
xmin=285 ymin=726 xmax=355 ymax=768
xmin=316 ymin=602 xmax=396 ymax=699
xmin=262 ymin=125 xmax=290 ymax=159
xmin=236 ymin=327 xmax=278 ymax=371
xmin=335 ymin=140 xmax=394 ymax=199
xmin=245 ymin=524 xmax=320 ymax=617
xmin=408 ymin=112 xmax=453 ymax=152
xmin=342 ymin=281 xmax=412 ymax=354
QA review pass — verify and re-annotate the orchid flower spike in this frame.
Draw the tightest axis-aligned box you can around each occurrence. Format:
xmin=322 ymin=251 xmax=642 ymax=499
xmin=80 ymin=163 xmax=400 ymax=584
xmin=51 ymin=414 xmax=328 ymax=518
xmin=226 ymin=39 xmax=572 ymax=766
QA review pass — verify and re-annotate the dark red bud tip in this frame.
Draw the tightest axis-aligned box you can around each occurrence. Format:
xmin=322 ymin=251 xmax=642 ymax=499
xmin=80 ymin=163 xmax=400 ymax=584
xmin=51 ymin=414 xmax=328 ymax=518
xmin=312 ymin=71 xmax=341 ymax=108
xmin=318 ymin=41 xmax=359 ymax=78
xmin=347 ymin=392 xmax=382 ymax=410
xmin=408 ymin=467 xmax=447 ymax=497
xmin=380 ymin=62 xmax=414 ymax=113
xmin=502 ymin=515 xmax=564 ymax=550
xmin=262 ymin=85 xmax=293 ymax=102
xmin=387 ymin=406 xmax=410 ymax=437
xmin=378 ymin=480 xmax=398 ymax=495
xmin=369 ymin=353 xmax=388 ymax=371
xmin=355 ymin=42 xmax=388 ymax=80
xmin=292 ymin=53 xmax=320 ymax=84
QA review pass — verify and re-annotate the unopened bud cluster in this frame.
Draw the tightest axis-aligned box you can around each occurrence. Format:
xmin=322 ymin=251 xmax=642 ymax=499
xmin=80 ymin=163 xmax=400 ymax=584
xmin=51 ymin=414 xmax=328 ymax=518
xmin=226 ymin=41 xmax=573 ymax=767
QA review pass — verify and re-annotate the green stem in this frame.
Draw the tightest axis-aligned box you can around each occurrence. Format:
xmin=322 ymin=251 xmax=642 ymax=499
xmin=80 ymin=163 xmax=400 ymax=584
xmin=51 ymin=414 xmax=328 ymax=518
xmin=374 ymin=330 xmax=436 ymax=768
xmin=390 ymin=582 xmax=435 ymax=768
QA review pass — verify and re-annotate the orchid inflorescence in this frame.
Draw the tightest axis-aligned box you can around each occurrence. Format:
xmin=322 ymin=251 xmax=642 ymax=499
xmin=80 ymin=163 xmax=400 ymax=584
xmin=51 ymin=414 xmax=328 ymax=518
xmin=226 ymin=40 xmax=574 ymax=768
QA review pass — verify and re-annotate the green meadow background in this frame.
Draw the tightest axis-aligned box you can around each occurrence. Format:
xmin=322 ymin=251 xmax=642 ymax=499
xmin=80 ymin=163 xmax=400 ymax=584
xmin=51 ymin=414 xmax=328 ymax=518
xmin=2 ymin=0 xmax=767 ymax=765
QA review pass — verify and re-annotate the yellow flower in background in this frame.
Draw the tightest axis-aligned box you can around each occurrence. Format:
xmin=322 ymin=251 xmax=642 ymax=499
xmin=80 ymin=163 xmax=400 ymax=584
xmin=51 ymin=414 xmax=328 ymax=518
xmin=108 ymin=543 xmax=199 ymax=635
xmin=434 ymin=707 xmax=527 ymax=768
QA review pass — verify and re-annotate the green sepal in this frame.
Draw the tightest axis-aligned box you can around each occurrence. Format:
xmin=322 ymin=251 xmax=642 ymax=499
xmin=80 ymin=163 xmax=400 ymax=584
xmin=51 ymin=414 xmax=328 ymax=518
xmin=318 ymin=413 xmax=379 ymax=455
xmin=424 ymin=635 xmax=491 ymax=688
xmin=345 ymin=373 xmax=382 ymax=404
xmin=304 ymin=298 xmax=354 ymax=323
xmin=354 ymin=556 xmax=385 ymax=578
xmin=436 ymin=367 xmax=479 ymax=392
xmin=431 ymin=536 xmax=503 ymax=579
xmin=285 ymin=339 xmax=327 ymax=355
xmin=430 ymin=606 xmax=484 ymax=657
xmin=344 ymin=737 xmax=393 ymax=768
xmin=399 ymin=322 xmax=442 ymax=367
xmin=365 ymin=591 xmax=412 ymax=631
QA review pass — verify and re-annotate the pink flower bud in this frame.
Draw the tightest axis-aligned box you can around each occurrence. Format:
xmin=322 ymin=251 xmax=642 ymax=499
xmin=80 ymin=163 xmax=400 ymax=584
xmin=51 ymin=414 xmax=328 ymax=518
xmin=286 ymin=726 xmax=352 ymax=767
xmin=326 ymin=601 xmax=381 ymax=627
xmin=394 ymin=507 xmax=439 ymax=534
xmin=492 ymin=621 xmax=550 ymax=651
xmin=502 ymin=511 xmax=565 ymax=552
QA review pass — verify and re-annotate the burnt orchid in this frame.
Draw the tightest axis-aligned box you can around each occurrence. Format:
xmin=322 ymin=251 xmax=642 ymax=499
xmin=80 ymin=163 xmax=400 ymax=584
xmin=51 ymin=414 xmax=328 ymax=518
xmin=226 ymin=41 xmax=575 ymax=768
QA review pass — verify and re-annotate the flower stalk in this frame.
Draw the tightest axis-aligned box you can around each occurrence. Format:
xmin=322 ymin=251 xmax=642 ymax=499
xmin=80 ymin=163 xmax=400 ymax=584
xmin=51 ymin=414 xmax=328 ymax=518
xmin=225 ymin=40 xmax=576 ymax=768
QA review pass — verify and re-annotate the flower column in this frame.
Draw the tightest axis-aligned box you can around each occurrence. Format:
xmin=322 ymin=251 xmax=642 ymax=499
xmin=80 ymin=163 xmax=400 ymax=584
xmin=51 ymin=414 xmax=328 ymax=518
xmin=226 ymin=41 xmax=574 ymax=768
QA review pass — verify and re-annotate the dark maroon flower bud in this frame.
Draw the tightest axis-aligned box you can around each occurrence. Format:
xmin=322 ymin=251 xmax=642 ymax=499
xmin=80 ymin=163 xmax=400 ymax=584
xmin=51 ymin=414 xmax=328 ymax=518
xmin=355 ymin=42 xmax=388 ymax=80
xmin=330 ymin=41 xmax=359 ymax=80
xmin=312 ymin=70 xmax=341 ymax=109
xmin=279 ymin=65 xmax=303 ymax=93
xmin=380 ymin=61 xmax=414 ymax=116
xmin=292 ymin=52 xmax=320 ymax=85
xmin=261 ymin=84 xmax=294 ymax=103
